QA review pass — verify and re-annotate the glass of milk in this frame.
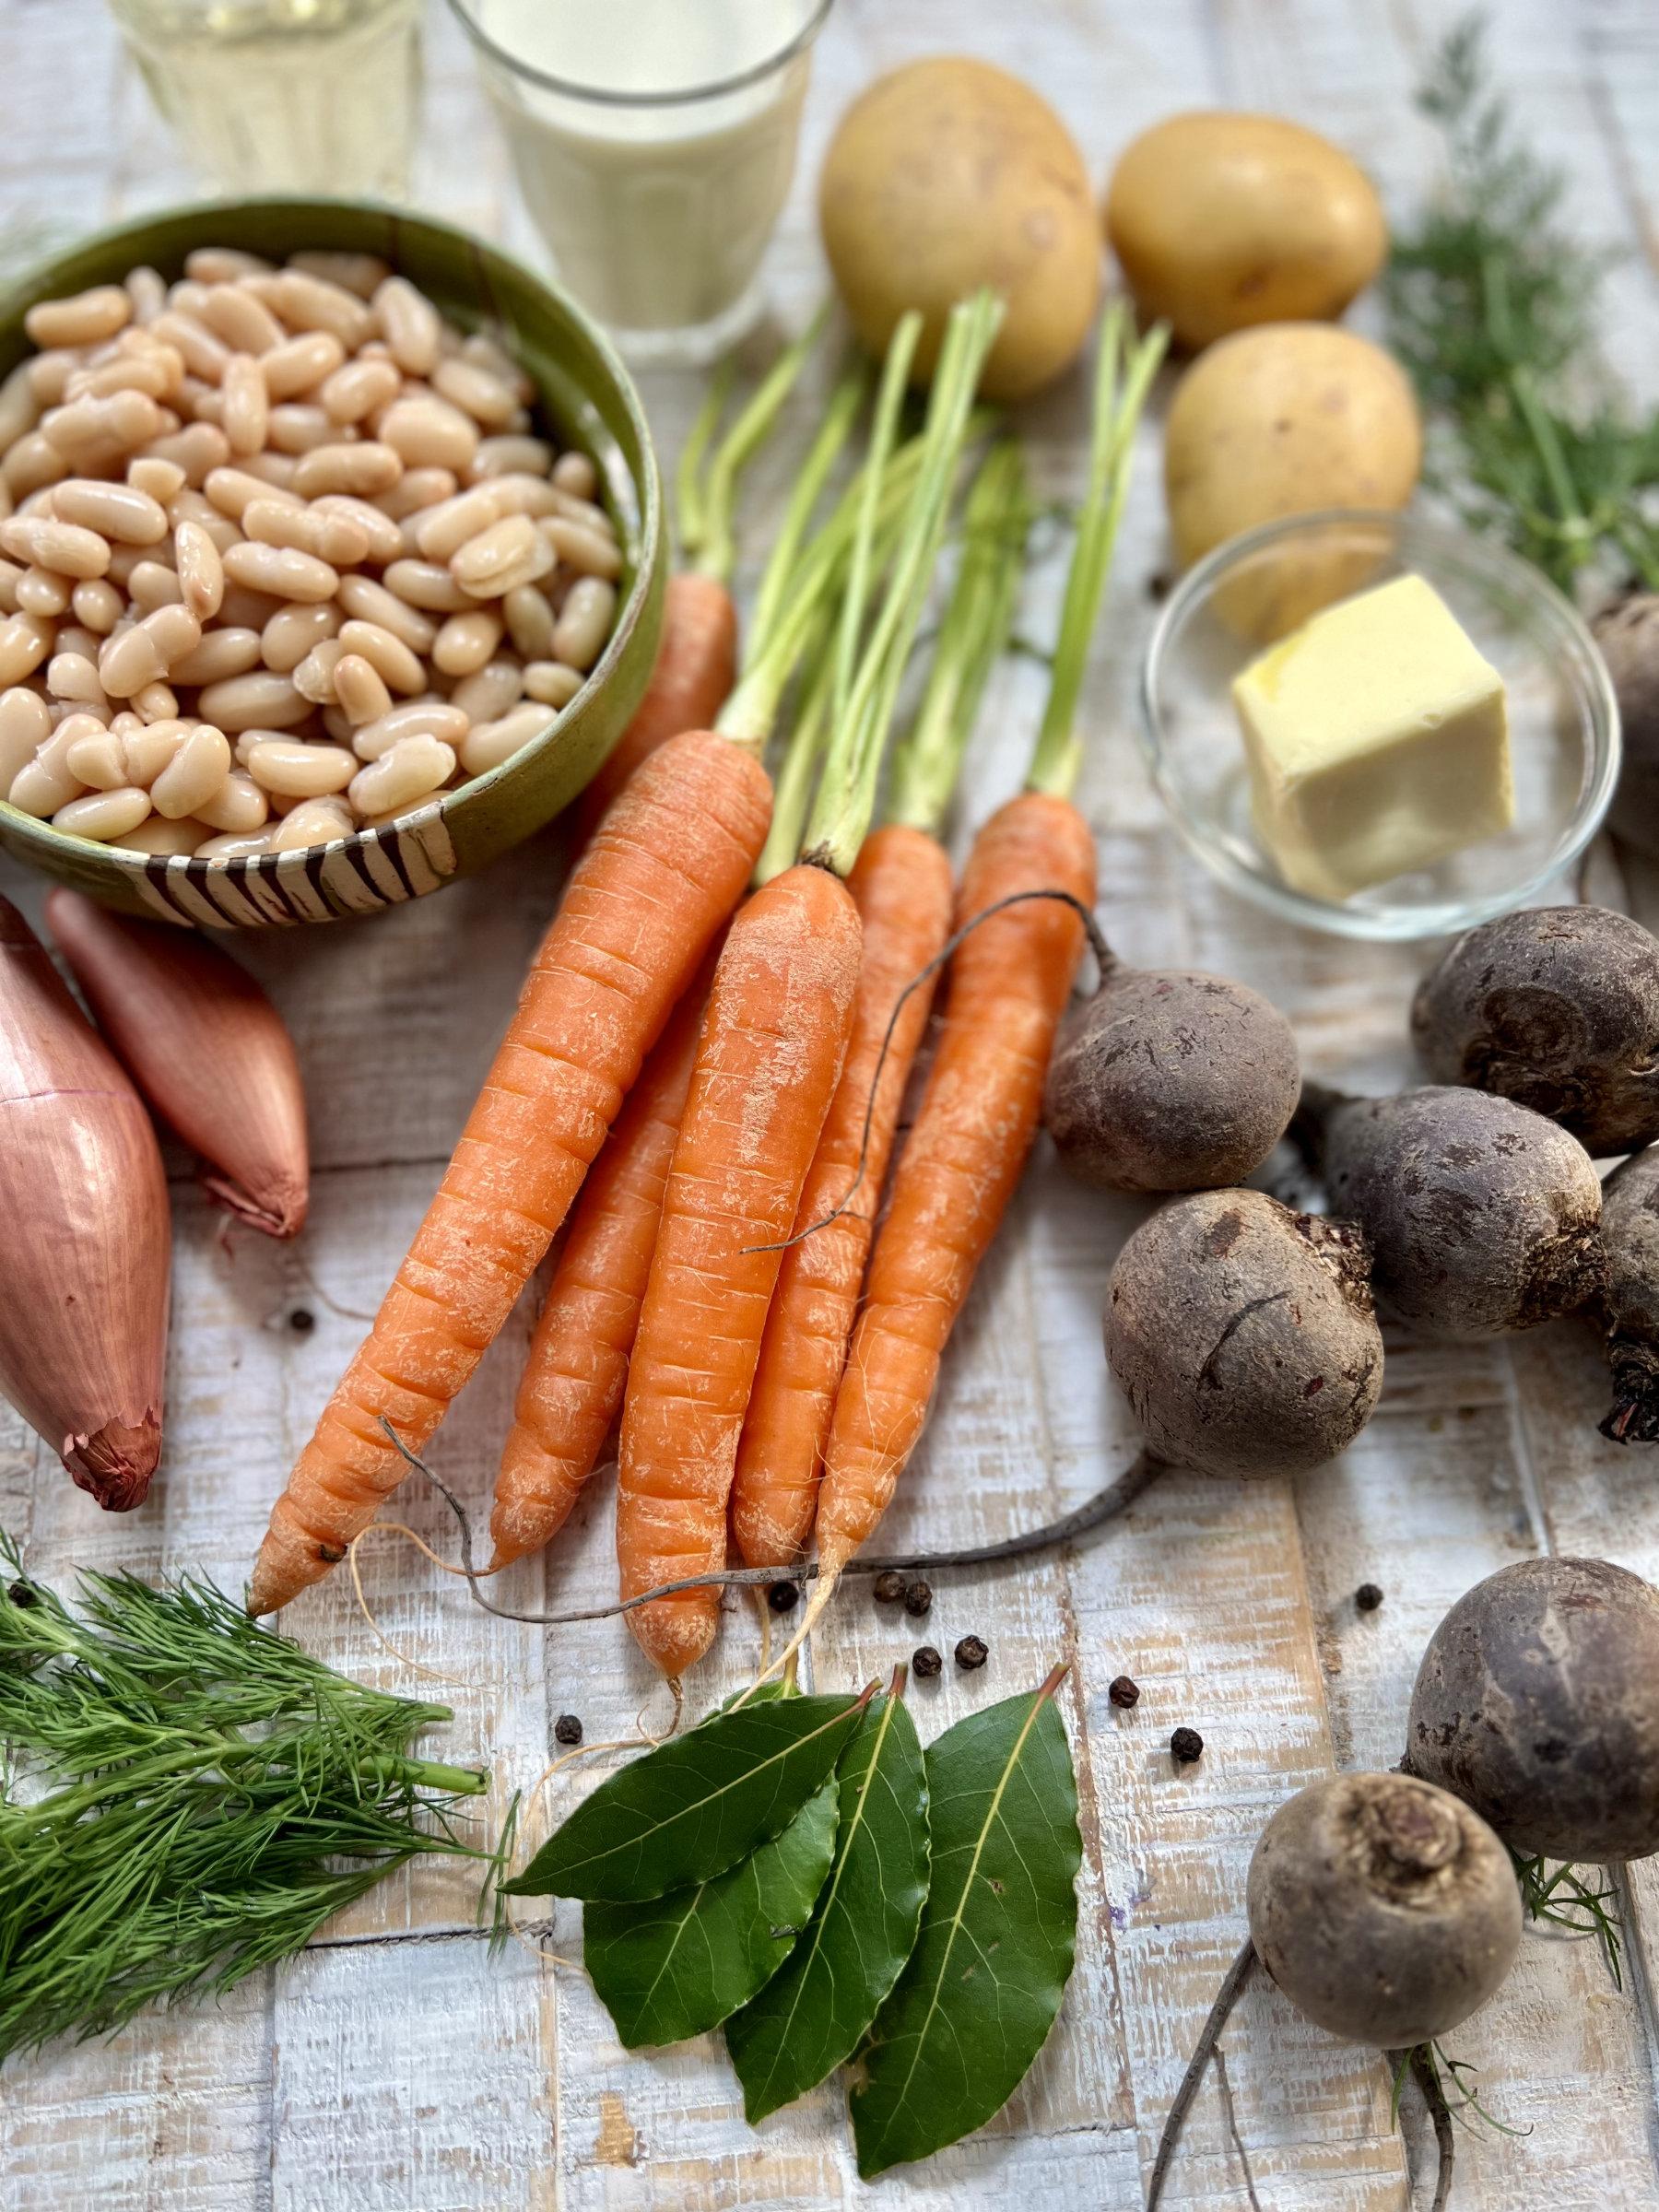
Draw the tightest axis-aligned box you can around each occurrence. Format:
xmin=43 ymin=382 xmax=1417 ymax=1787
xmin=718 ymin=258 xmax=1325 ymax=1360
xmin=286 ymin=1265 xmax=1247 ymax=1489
xmin=449 ymin=0 xmax=833 ymax=359
xmin=106 ymin=0 xmax=423 ymax=199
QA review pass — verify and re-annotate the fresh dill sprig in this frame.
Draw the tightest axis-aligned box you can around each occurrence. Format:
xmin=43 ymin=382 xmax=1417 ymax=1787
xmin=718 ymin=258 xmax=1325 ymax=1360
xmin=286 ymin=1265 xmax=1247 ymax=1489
xmin=1386 ymin=13 xmax=1659 ymax=594
xmin=0 ymin=1538 xmax=503 ymax=2060
xmin=1512 ymin=1846 xmax=1624 ymax=1988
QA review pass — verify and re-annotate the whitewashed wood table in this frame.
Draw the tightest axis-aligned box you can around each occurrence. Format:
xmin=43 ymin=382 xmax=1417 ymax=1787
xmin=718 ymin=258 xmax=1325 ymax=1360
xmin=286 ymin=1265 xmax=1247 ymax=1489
xmin=4 ymin=1 xmax=1659 ymax=2205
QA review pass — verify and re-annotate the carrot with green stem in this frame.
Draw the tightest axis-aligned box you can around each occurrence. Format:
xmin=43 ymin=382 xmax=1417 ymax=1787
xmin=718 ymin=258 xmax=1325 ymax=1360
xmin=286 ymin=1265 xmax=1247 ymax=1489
xmin=571 ymin=320 xmax=839 ymax=845
xmin=249 ymin=371 xmax=878 ymax=1623
xmin=731 ymin=441 xmax=1030 ymax=1573
xmin=777 ymin=305 xmax=1169 ymax=1658
xmin=484 ymin=406 xmax=944 ymax=1578
xmin=616 ymin=290 xmax=1005 ymax=1679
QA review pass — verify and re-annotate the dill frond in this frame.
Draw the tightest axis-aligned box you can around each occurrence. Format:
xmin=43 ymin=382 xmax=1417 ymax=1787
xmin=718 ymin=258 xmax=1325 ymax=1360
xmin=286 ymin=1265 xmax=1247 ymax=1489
xmin=0 ymin=1538 xmax=495 ymax=2060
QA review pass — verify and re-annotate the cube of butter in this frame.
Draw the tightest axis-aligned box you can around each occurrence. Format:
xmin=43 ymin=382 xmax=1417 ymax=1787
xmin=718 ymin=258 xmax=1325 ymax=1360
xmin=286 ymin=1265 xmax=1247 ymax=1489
xmin=1231 ymin=573 xmax=1512 ymax=900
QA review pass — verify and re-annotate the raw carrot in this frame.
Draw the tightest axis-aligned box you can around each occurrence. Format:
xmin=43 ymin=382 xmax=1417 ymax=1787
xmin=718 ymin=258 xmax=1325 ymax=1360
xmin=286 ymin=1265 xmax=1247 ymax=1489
xmin=568 ymin=573 xmax=738 ymax=844
xmin=488 ymin=945 xmax=717 ymax=1571
xmin=252 ymin=335 xmax=888 ymax=1615
xmin=617 ymin=294 xmax=1003 ymax=1677
xmin=248 ymin=727 xmax=771 ymax=1616
xmin=570 ymin=324 xmax=844 ymax=847
xmin=730 ymin=444 xmax=1030 ymax=1572
xmin=803 ymin=307 xmax=1169 ymax=1614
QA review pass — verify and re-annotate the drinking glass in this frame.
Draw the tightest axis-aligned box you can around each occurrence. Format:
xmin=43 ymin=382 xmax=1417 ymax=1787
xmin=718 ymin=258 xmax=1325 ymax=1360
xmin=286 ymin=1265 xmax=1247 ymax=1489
xmin=106 ymin=0 xmax=423 ymax=200
xmin=448 ymin=0 xmax=833 ymax=360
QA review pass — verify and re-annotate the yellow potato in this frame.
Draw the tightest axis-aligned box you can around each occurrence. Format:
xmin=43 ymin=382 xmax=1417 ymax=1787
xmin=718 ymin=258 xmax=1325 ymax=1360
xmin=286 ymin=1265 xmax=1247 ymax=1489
xmin=1106 ymin=112 xmax=1387 ymax=352
xmin=818 ymin=57 xmax=1101 ymax=403
xmin=1164 ymin=324 xmax=1422 ymax=637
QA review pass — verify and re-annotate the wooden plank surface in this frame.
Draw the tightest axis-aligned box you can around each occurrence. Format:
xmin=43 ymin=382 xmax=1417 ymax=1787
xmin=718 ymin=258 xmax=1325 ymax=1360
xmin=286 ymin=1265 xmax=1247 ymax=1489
xmin=3 ymin=0 xmax=1659 ymax=2206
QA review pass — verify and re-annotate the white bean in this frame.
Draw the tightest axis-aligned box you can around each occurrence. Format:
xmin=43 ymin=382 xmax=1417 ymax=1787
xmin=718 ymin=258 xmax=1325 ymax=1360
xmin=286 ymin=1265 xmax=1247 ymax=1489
xmin=263 ymin=600 xmax=340 ymax=675
xmin=128 ymin=560 xmax=185 ymax=612
xmin=384 ymin=557 xmax=471 ymax=614
xmin=9 ymin=720 xmax=90 ymax=813
xmin=311 ymin=494 xmax=403 ymax=564
xmin=174 ymin=518 xmax=226 ymax=620
xmin=543 ymin=515 xmax=621 ymax=581
xmin=17 ymin=566 xmax=71 ymax=617
xmin=321 ymin=357 xmax=400 ymax=426
xmin=0 ymin=512 xmax=111 ymax=578
xmin=0 ymin=685 xmax=51 ymax=789
xmin=270 ymin=270 xmax=375 ymax=350
xmin=266 ymin=403 xmax=339 ymax=455
xmin=143 ymin=421 xmax=229 ymax=488
xmin=206 ymin=465 xmax=301 ymax=521
xmin=379 ymin=394 xmax=478 ymax=476
xmin=127 ymin=454 xmax=186 ymax=504
xmin=4 ymin=432 xmax=68 ymax=499
xmin=377 ymin=466 xmax=455 ymax=522
xmin=475 ymin=435 xmax=555 ymax=481
xmin=459 ymin=702 xmax=550 ymax=776
xmin=551 ymin=577 xmax=617 ymax=671
xmin=0 ymin=363 xmax=41 ymax=450
xmin=288 ymin=250 xmax=389 ymax=300
xmin=123 ymin=719 xmax=188 ymax=785
xmin=293 ymin=638 xmax=346 ymax=704
xmin=53 ymin=784 xmax=151 ymax=841
xmin=65 ymin=724 xmax=129 ymax=789
xmin=199 ymin=283 xmax=285 ymax=356
xmin=26 ymin=286 xmax=131 ymax=350
xmin=193 ymin=767 xmax=269 ymax=833
xmin=352 ymin=698 xmax=469 ymax=760
xmin=197 ymin=669 xmax=311 ymax=732
xmin=171 ymin=625 xmax=263 ymax=686
xmin=373 ymin=276 xmax=441 ymax=376
xmin=151 ymin=722 xmax=232 ymax=818
xmin=134 ymin=680 xmax=180 ymax=724
xmin=333 ymin=653 xmax=393 ymax=726
xmin=335 ymin=617 xmax=424 ymax=694
xmin=292 ymin=441 xmax=401 ymax=500
xmin=523 ymin=659 xmax=584 ymax=709
xmin=243 ymin=497 xmax=368 ymax=567
xmin=453 ymin=513 xmax=552 ymax=598
xmin=0 ymin=612 xmax=55 ymax=686
xmin=196 ymin=828 xmax=273 ymax=862
xmin=52 ymin=477 xmax=169 ymax=545
xmin=551 ymin=450 xmax=598 ymax=500
xmin=335 ymin=572 xmax=434 ymax=653
xmin=450 ymin=657 xmax=524 ymax=724
xmin=432 ymin=609 xmax=503 ymax=677
xmin=100 ymin=603 xmax=201 ymax=695
xmin=184 ymin=247 xmax=273 ymax=284
xmin=113 ymin=816 xmax=206 ymax=857
xmin=348 ymin=734 xmax=455 ymax=818
xmin=502 ymin=582 xmax=557 ymax=661
xmin=414 ymin=478 xmax=517 ymax=561
xmin=433 ymin=356 xmax=519 ymax=429
xmin=270 ymin=794 xmax=354 ymax=850
xmin=221 ymin=353 xmax=270 ymax=456
xmin=47 ymin=651 xmax=110 ymax=711
xmin=222 ymin=539 xmax=338 ymax=604
xmin=261 ymin=330 xmax=346 ymax=401
xmin=69 ymin=578 xmax=124 ymax=635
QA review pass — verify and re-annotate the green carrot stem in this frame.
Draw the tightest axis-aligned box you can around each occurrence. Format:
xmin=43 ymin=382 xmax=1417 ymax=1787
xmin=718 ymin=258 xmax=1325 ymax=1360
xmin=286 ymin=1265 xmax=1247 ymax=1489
xmin=756 ymin=618 xmax=838 ymax=885
xmin=1027 ymin=311 xmax=1169 ymax=801
xmin=888 ymin=441 xmax=1030 ymax=836
xmin=833 ymin=312 xmax=923 ymax=729
xmin=747 ymin=360 xmax=866 ymax=661
xmin=674 ymin=359 xmax=734 ymax=566
xmin=694 ymin=302 xmax=831 ymax=585
xmin=806 ymin=289 xmax=1004 ymax=878
xmin=716 ymin=433 xmax=930 ymax=753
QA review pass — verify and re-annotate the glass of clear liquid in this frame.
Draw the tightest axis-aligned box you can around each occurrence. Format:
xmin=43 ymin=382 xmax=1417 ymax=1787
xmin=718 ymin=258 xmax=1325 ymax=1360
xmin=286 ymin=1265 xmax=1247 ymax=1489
xmin=106 ymin=0 xmax=423 ymax=200
xmin=448 ymin=0 xmax=833 ymax=360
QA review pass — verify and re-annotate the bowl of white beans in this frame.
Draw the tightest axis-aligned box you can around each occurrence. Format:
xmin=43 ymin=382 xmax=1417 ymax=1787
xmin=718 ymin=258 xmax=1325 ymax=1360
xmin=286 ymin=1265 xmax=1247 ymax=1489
xmin=0 ymin=199 xmax=665 ymax=927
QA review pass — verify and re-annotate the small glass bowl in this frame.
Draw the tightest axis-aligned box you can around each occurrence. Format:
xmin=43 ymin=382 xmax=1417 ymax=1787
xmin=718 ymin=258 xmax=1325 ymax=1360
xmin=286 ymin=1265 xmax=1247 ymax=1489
xmin=1139 ymin=509 xmax=1620 ymax=941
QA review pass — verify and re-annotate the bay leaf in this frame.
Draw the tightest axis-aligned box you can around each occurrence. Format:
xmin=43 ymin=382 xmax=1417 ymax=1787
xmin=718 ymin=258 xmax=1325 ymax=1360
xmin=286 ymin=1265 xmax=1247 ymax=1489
xmin=583 ymin=1778 xmax=839 ymax=2049
xmin=725 ymin=1686 xmax=929 ymax=2121
xmin=849 ymin=1669 xmax=1081 ymax=2178
xmin=501 ymin=1689 xmax=867 ymax=1903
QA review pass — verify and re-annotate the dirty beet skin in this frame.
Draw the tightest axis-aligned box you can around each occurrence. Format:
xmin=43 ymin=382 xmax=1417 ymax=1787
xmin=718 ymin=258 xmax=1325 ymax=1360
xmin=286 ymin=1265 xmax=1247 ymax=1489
xmin=1102 ymin=1187 xmax=1383 ymax=1480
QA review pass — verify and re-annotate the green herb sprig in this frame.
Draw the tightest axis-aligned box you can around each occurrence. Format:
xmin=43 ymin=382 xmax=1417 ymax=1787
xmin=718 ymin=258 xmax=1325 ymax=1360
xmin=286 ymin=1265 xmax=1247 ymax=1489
xmin=1387 ymin=13 xmax=1659 ymax=595
xmin=0 ymin=1542 xmax=503 ymax=2060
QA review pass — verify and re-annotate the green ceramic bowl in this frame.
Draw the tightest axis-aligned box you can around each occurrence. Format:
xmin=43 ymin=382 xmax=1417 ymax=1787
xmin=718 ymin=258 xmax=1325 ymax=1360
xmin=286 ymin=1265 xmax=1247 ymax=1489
xmin=0 ymin=198 xmax=665 ymax=927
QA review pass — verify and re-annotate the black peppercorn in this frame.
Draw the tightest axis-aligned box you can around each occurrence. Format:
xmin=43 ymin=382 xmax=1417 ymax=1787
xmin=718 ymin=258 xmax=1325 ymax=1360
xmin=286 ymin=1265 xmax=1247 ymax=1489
xmin=1171 ymin=1726 xmax=1204 ymax=1765
xmin=903 ymin=1578 xmax=933 ymax=1619
xmin=1109 ymin=1675 xmax=1140 ymax=1709
xmin=288 ymin=1306 xmax=315 ymax=1335
xmin=912 ymin=1645 xmax=943 ymax=1679
xmin=6 ymin=1580 xmax=37 ymax=1609
xmin=1355 ymin=1582 xmax=1384 ymax=1612
xmin=955 ymin=1634 xmax=988 ymax=1671
xmin=766 ymin=1579 xmax=799 ymax=1614
xmin=554 ymin=1714 xmax=583 ymax=1747
xmin=872 ymin=1570 xmax=908 ymax=1605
